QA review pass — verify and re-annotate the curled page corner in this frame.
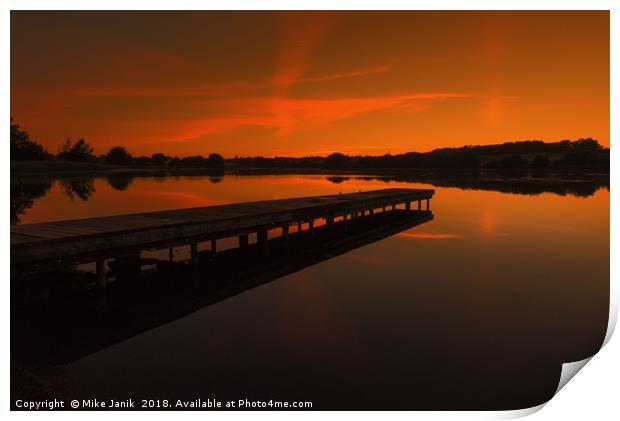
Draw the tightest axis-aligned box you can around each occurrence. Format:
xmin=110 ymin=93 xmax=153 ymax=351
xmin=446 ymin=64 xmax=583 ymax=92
xmin=554 ymin=356 xmax=594 ymax=395
xmin=490 ymin=354 xmax=599 ymax=419
xmin=492 ymin=402 xmax=547 ymax=419
xmin=547 ymin=293 xmax=618 ymax=399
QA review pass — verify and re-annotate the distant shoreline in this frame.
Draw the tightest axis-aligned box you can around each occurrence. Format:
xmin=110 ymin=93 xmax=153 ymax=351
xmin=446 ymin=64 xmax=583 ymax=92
xmin=10 ymin=160 xmax=610 ymax=178
xmin=12 ymin=138 xmax=609 ymax=177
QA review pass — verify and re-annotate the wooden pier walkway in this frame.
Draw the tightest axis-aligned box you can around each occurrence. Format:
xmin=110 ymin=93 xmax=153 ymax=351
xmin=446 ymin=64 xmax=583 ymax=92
xmin=11 ymin=188 xmax=434 ymax=277
xmin=13 ymin=209 xmax=434 ymax=364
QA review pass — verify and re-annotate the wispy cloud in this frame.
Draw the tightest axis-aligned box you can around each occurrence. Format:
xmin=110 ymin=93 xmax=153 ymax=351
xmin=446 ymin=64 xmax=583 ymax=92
xmin=135 ymin=91 xmax=472 ymax=143
xmin=220 ymin=92 xmax=471 ymax=135
xmin=274 ymin=65 xmax=391 ymax=86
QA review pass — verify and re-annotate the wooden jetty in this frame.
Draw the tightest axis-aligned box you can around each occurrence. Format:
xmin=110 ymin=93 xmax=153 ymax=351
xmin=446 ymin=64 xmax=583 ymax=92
xmin=10 ymin=188 xmax=434 ymax=282
xmin=12 ymin=209 xmax=433 ymax=365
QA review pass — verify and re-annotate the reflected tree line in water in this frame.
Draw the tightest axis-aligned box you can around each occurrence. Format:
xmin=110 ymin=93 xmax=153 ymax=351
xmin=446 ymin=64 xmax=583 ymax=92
xmin=10 ymin=171 xmax=609 ymax=224
xmin=10 ymin=173 xmax=224 ymax=224
xmin=10 ymin=178 xmax=53 ymax=225
xmin=326 ymin=172 xmax=610 ymax=198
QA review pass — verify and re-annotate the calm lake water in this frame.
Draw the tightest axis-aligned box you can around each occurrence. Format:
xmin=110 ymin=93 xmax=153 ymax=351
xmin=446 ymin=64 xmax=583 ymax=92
xmin=11 ymin=173 xmax=609 ymax=410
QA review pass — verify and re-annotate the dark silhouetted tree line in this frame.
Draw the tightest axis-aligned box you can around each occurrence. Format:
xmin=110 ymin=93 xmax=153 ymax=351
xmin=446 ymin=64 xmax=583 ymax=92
xmin=10 ymin=121 xmax=608 ymax=171
xmin=10 ymin=121 xmax=226 ymax=169
xmin=233 ymin=139 xmax=609 ymax=170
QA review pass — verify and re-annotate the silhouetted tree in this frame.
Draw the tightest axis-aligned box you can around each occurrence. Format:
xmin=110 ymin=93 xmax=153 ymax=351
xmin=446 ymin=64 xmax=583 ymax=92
xmin=57 ymin=138 xmax=95 ymax=162
xmin=325 ymin=153 xmax=350 ymax=168
xmin=105 ymin=146 xmax=133 ymax=165
xmin=151 ymin=152 xmax=169 ymax=166
xmin=555 ymin=138 xmax=608 ymax=166
xmin=571 ymin=138 xmax=602 ymax=152
xmin=208 ymin=153 xmax=225 ymax=168
xmin=10 ymin=120 xmax=49 ymax=160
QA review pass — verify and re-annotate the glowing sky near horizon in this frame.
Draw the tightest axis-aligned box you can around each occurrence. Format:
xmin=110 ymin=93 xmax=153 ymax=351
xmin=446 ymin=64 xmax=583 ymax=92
xmin=10 ymin=11 xmax=609 ymax=157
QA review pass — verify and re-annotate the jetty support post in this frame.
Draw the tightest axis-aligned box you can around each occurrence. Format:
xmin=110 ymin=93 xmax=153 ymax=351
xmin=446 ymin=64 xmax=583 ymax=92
xmin=282 ymin=224 xmax=289 ymax=242
xmin=406 ymin=201 xmax=411 ymax=211
xmin=190 ymin=242 xmax=198 ymax=264
xmin=327 ymin=215 xmax=334 ymax=234
xmin=257 ymin=229 xmax=268 ymax=248
xmin=96 ymin=259 xmax=106 ymax=290
xmin=308 ymin=220 xmax=314 ymax=237
xmin=426 ymin=198 xmax=430 ymax=211
xmin=239 ymin=234 xmax=249 ymax=249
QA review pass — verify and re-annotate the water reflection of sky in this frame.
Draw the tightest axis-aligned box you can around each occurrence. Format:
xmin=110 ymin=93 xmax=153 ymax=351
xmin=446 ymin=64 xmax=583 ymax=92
xmin=11 ymin=174 xmax=610 ymax=409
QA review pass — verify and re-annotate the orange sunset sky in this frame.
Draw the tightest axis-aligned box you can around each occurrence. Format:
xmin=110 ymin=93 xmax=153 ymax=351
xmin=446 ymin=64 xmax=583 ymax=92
xmin=10 ymin=11 xmax=609 ymax=158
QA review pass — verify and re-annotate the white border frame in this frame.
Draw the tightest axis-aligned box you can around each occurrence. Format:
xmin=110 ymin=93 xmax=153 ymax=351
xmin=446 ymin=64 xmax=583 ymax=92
xmin=3 ymin=2 xmax=617 ymax=419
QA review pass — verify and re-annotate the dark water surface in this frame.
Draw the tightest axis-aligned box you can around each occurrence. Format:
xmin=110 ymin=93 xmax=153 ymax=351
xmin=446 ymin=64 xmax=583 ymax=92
xmin=11 ymin=173 xmax=609 ymax=410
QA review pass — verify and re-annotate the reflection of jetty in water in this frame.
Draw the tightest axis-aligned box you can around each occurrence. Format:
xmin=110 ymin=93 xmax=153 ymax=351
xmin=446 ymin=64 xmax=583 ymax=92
xmin=12 ymin=206 xmax=433 ymax=365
